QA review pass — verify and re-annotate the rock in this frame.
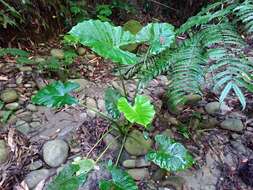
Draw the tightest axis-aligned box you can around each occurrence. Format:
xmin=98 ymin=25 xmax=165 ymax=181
xmin=122 ymin=158 xmax=150 ymax=168
xmin=205 ymin=102 xmax=230 ymax=115
xmin=5 ymin=102 xmax=19 ymax=110
xmin=0 ymin=89 xmax=18 ymax=103
xmin=19 ymin=66 xmax=32 ymax=72
xmin=77 ymin=47 xmax=87 ymax=56
xmin=29 ymin=160 xmax=43 ymax=170
xmin=85 ymin=53 xmax=96 ymax=60
xmin=127 ymin=168 xmax=149 ymax=180
xmin=16 ymin=111 xmax=32 ymax=122
xmin=30 ymin=121 xmax=41 ymax=129
xmin=16 ymin=75 xmax=23 ymax=84
xmin=0 ymin=140 xmax=9 ymax=164
xmin=25 ymin=169 xmax=51 ymax=189
xmin=43 ymin=139 xmax=69 ymax=167
xmin=161 ymin=176 xmax=186 ymax=190
xmin=152 ymin=169 xmax=167 ymax=182
xmin=69 ymin=79 xmax=89 ymax=92
xmin=231 ymin=140 xmax=248 ymax=155
xmin=103 ymin=134 xmax=119 ymax=151
xmin=50 ymin=49 xmax=64 ymax=59
xmin=124 ymin=130 xmax=153 ymax=156
xmin=26 ymin=104 xmax=37 ymax=112
xmin=220 ymin=118 xmax=244 ymax=132
xmin=34 ymin=56 xmax=46 ymax=63
xmin=185 ymin=94 xmax=202 ymax=105
xmin=15 ymin=120 xmax=30 ymax=135
xmin=86 ymin=97 xmax=97 ymax=118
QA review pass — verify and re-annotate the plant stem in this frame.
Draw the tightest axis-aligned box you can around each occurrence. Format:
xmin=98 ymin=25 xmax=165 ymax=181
xmin=86 ymin=127 xmax=113 ymax=158
xmin=95 ymin=135 xmax=121 ymax=164
xmin=80 ymin=102 xmax=120 ymax=128
xmin=115 ymin=133 xmax=127 ymax=166
xmin=118 ymin=67 xmax=128 ymax=98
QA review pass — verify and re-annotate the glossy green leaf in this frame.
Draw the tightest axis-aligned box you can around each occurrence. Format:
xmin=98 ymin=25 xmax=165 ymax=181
xmin=99 ymin=165 xmax=138 ymax=190
xmin=146 ymin=134 xmax=194 ymax=172
xmin=219 ymin=81 xmax=233 ymax=103
xmin=104 ymin=87 xmax=123 ymax=119
xmin=117 ymin=95 xmax=155 ymax=127
xmin=47 ymin=164 xmax=86 ymax=190
xmin=69 ymin=20 xmax=138 ymax=64
xmin=32 ymin=81 xmax=79 ymax=108
xmin=136 ymin=23 xmax=175 ymax=55
xmin=72 ymin=158 xmax=95 ymax=176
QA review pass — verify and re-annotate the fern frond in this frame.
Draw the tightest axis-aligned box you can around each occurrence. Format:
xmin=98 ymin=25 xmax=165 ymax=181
xmin=201 ymin=23 xmax=246 ymax=48
xmin=0 ymin=48 xmax=29 ymax=57
xmin=201 ymin=23 xmax=252 ymax=109
xmin=234 ymin=0 xmax=253 ymax=33
xmin=167 ymin=34 xmax=207 ymax=108
xmin=177 ymin=0 xmax=238 ymax=35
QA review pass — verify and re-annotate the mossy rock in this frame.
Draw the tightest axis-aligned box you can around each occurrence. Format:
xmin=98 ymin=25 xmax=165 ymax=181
xmin=121 ymin=20 xmax=142 ymax=52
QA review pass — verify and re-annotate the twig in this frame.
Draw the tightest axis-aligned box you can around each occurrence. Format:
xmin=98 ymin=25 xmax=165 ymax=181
xmin=147 ymin=0 xmax=178 ymax=12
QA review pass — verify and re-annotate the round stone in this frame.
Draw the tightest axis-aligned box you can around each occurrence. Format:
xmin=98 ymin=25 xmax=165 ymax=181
xmin=25 ymin=169 xmax=51 ymax=189
xmin=124 ymin=130 xmax=153 ymax=156
xmin=220 ymin=118 xmax=244 ymax=132
xmin=50 ymin=49 xmax=64 ymax=59
xmin=5 ymin=102 xmax=19 ymax=110
xmin=43 ymin=139 xmax=69 ymax=167
xmin=77 ymin=47 xmax=87 ymax=56
xmin=0 ymin=89 xmax=19 ymax=103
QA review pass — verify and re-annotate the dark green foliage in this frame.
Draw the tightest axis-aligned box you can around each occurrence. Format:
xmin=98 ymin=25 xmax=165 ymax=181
xmin=0 ymin=48 xmax=29 ymax=57
xmin=32 ymin=81 xmax=79 ymax=108
xmin=146 ymin=134 xmax=194 ymax=172
xmin=99 ymin=165 xmax=138 ymax=190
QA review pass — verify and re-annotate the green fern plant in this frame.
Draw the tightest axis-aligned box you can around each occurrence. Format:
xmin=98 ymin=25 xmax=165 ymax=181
xmin=234 ymin=0 xmax=253 ymax=34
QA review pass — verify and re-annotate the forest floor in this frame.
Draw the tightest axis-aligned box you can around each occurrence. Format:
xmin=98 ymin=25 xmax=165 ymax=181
xmin=0 ymin=40 xmax=253 ymax=190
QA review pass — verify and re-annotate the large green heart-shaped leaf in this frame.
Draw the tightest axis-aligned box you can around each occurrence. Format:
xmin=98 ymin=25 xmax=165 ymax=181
xmin=99 ymin=165 xmax=138 ymax=190
xmin=104 ymin=87 xmax=123 ymax=119
xmin=136 ymin=23 xmax=175 ymax=55
xmin=47 ymin=164 xmax=86 ymax=190
xmin=69 ymin=20 xmax=138 ymax=64
xmin=47 ymin=158 xmax=95 ymax=190
xmin=117 ymin=95 xmax=155 ymax=127
xmin=146 ymin=135 xmax=194 ymax=172
xmin=32 ymin=81 xmax=79 ymax=108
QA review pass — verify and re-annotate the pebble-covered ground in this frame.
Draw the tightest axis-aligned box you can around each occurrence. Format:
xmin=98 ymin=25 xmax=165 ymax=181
xmin=0 ymin=45 xmax=253 ymax=190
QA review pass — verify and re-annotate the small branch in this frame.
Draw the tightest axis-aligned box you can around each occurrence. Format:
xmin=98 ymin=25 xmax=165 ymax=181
xmin=115 ymin=134 xmax=127 ymax=166
xmin=147 ymin=0 xmax=178 ymax=12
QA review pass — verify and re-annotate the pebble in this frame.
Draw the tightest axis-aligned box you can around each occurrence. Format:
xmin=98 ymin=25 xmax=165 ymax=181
xmin=29 ymin=160 xmax=43 ymax=170
xmin=127 ymin=168 xmax=150 ymax=180
xmin=0 ymin=89 xmax=19 ymax=103
xmin=5 ymin=102 xmax=19 ymax=110
xmin=50 ymin=49 xmax=64 ymax=59
xmin=25 ymin=169 xmax=51 ymax=189
xmin=77 ymin=47 xmax=87 ymax=56
xmin=205 ymin=102 xmax=230 ymax=115
xmin=26 ymin=104 xmax=37 ymax=112
xmin=19 ymin=66 xmax=32 ymax=72
xmin=124 ymin=130 xmax=153 ymax=156
xmin=15 ymin=120 xmax=30 ymax=135
xmin=30 ymin=121 xmax=41 ymax=129
xmin=220 ymin=118 xmax=244 ymax=132
xmin=0 ymin=140 xmax=9 ymax=164
xmin=43 ymin=139 xmax=69 ymax=167
xmin=122 ymin=158 xmax=151 ymax=168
